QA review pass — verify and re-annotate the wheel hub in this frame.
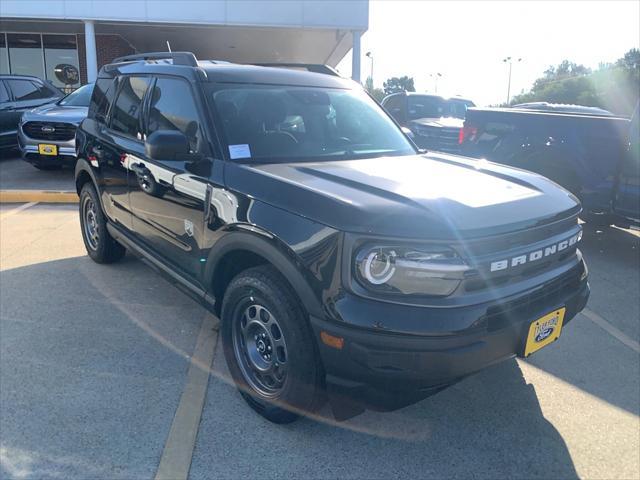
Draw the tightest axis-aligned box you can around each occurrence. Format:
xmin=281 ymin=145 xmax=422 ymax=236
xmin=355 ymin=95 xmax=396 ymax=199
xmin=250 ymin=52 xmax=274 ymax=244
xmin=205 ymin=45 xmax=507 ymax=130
xmin=232 ymin=303 xmax=288 ymax=397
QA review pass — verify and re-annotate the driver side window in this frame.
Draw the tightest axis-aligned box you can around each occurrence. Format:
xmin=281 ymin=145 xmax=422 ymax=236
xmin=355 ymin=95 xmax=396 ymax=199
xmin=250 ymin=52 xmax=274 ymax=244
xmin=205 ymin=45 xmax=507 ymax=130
xmin=146 ymin=77 xmax=203 ymax=154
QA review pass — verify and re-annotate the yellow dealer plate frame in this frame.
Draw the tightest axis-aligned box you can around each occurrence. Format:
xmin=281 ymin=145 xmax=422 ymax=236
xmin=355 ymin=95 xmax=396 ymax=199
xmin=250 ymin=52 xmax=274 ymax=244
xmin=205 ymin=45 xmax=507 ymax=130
xmin=523 ymin=307 xmax=566 ymax=357
xmin=38 ymin=144 xmax=57 ymax=156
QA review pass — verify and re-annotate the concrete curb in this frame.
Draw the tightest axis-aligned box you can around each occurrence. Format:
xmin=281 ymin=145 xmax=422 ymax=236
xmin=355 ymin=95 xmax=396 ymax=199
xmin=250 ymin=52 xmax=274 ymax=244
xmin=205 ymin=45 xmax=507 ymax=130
xmin=0 ymin=190 xmax=78 ymax=204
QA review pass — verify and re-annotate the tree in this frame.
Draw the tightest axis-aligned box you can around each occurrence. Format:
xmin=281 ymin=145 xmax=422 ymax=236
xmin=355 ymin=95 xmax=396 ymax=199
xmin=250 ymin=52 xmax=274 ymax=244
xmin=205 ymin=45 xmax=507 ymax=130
xmin=507 ymin=50 xmax=639 ymax=115
xmin=364 ymin=76 xmax=385 ymax=103
xmin=383 ymin=76 xmax=415 ymax=95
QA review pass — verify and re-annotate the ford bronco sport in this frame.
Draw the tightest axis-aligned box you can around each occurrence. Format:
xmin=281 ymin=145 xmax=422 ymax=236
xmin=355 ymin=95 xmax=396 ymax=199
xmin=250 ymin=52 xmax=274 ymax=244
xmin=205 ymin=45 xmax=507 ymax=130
xmin=75 ymin=52 xmax=589 ymax=423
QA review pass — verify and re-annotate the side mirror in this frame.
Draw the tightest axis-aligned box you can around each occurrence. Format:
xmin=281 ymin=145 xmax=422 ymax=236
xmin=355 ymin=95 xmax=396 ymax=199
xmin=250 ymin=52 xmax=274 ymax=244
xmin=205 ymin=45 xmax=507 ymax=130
xmin=401 ymin=126 xmax=414 ymax=140
xmin=145 ymin=130 xmax=189 ymax=160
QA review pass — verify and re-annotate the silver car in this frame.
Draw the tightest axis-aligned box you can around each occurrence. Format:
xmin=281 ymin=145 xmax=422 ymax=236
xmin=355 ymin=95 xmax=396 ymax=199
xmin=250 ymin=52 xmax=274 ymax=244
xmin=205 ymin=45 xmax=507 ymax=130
xmin=18 ymin=83 xmax=93 ymax=170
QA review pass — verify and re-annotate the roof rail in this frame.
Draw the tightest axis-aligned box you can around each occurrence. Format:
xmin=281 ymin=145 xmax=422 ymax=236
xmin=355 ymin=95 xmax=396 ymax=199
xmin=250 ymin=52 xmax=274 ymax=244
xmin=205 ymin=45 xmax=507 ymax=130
xmin=253 ymin=63 xmax=341 ymax=77
xmin=112 ymin=52 xmax=198 ymax=67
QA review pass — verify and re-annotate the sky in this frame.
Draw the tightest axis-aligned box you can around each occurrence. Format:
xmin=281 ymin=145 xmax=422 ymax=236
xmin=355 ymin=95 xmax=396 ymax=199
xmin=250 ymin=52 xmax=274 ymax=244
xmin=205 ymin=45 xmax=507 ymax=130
xmin=337 ymin=0 xmax=640 ymax=106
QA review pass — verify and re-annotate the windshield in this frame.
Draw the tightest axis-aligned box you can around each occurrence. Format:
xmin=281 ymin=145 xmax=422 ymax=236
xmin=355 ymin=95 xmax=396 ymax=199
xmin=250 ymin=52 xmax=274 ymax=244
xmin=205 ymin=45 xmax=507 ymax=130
xmin=408 ymin=96 xmax=475 ymax=120
xmin=210 ymin=85 xmax=415 ymax=162
xmin=58 ymin=83 xmax=94 ymax=107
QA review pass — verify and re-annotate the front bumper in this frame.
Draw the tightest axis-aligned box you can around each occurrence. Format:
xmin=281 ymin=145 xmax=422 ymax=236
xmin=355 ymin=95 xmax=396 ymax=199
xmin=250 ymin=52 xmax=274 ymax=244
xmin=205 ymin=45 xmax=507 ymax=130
xmin=18 ymin=126 xmax=77 ymax=166
xmin=311 ymin=259 xmax=589 ymax=414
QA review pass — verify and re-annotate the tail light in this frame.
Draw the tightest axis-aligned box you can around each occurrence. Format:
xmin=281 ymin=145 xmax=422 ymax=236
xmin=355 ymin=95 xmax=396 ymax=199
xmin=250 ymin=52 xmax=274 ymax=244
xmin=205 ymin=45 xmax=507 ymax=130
xmin=459 ymin=124 xmax=478 ymax=144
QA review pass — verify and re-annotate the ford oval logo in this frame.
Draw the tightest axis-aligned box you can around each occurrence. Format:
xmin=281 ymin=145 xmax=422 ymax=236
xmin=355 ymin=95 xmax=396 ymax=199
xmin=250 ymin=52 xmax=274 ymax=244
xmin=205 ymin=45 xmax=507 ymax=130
xmin=535 ymin=326 xmax=554 ymax=343
xmin=41 ymin=125 xmax=55 ymax=133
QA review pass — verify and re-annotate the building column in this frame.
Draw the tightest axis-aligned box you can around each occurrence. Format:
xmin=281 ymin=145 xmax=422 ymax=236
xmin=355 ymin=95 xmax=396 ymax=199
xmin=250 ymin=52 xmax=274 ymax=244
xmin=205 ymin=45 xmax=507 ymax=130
xmin=351 ymin=30 xmax=362 ymax=83
xmin=84 ymin=20 xmax=98 ymax=83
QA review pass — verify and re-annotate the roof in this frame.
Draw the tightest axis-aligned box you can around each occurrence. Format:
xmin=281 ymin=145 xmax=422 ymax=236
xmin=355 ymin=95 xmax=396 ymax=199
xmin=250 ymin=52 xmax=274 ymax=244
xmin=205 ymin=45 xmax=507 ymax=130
xmin=512 ymin=102 xmax=615 ymax=116
xmin=101 ymin=52 xmax=357 ymax=89
xmin=198 ymin=63 xmax=354 ymax=88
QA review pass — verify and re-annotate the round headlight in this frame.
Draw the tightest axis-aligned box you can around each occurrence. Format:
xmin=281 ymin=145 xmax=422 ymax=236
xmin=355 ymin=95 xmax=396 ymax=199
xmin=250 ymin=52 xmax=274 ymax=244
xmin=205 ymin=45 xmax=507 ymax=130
xmin=354 ymin=244 xmax=469 ymax=297
xmin=362 ymin=249 xmax=397 ymax=284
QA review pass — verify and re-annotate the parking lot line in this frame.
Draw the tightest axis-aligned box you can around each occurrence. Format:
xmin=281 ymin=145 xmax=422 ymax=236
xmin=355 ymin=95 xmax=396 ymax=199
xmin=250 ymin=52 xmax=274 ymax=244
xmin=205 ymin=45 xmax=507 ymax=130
xmin=155 ymin=313 xmax=219 ymax=480
xmin=0 ymin=202 xmax=38 ymax=220
xmin=582 ymin=308 xmax=640 ymax=354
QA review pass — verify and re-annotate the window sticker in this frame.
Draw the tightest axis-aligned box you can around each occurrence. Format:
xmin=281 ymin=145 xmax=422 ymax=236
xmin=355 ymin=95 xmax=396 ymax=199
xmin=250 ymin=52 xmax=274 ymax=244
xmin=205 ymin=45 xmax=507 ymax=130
xmin=228 ymin=144 xmax=251 ymax=159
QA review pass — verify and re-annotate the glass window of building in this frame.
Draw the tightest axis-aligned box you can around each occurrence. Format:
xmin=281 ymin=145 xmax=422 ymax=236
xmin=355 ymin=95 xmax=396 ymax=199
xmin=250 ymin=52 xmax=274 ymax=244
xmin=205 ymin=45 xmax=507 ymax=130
xmin=43 ymin=34 xmax=80 ymax=92
xmin=0 ymin=34 xmax=9 ymax=74
xmin=7 ymin=33 xmax=44 ymax=79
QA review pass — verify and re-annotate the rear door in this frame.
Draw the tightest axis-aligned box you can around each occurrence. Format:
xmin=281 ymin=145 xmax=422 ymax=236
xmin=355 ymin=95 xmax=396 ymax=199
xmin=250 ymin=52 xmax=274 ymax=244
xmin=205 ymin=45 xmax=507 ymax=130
xmin=128 ymin=75 xmax=213 ymax=282
xmin=97 ymin=75 xmax=153 ymax=230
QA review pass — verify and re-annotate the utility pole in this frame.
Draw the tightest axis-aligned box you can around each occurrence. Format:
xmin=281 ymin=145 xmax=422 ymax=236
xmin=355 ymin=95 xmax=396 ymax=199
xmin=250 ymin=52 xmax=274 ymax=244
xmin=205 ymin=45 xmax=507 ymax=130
xmin=429 ymin=72 xmax=442 ymax=94
xmin=365 ymin=51 xmax=374 ymax=89
xmin=503 ymin=57 xmax=522 ymax=105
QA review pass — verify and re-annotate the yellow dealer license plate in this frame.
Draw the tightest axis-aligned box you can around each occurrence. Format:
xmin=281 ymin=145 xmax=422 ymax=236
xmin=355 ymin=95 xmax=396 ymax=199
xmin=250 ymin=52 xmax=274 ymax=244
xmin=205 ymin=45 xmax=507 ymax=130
xmin=38 ymin=144 xmax=57 ymax=156
xmin=523 ymin=307 xmax=565 ymax=357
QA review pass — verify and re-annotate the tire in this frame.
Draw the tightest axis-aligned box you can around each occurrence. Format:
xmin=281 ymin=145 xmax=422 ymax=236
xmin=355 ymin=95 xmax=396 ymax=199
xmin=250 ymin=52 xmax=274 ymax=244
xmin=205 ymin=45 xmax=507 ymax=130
xmin=221 ymin=265 xmax=324 ymax=423
xmin=79 ymin=183 xmax=126 ymax=264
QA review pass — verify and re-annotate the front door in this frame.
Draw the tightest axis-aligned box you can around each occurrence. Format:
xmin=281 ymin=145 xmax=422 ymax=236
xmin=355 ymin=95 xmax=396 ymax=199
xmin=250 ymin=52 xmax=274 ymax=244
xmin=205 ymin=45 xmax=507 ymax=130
xmin=128 ymin=76 xmax=213 ymax=282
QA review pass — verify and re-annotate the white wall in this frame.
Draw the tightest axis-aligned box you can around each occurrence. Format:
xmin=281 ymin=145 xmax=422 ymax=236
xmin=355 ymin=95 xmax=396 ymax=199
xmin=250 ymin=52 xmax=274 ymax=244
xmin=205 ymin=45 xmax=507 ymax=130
xmin=0 ymin=0 xmax=368 ymax=30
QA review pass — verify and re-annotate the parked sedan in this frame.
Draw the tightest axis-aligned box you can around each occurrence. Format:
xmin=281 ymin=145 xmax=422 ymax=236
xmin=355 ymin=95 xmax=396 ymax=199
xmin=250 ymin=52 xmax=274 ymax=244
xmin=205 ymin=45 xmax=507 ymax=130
xmin=18 ymin=83 xmax=93 ymax=169
xmin=0 ymin=75 xmax=63 ymax=155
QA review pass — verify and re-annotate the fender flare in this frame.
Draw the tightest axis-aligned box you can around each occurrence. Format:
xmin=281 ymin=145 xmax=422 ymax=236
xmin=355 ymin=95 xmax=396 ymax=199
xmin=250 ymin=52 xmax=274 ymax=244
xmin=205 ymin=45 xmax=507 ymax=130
xmin=74 ymin=158 xmax=99 ymax=193
xmin=204 ymin=229 xmax=324 ymax=319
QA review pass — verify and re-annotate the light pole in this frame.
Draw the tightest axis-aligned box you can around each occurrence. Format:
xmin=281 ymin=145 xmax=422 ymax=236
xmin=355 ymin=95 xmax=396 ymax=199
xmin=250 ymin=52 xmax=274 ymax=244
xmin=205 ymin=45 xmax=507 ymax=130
xmin=365 ymin=51 xmax=374 ymax=89
xmin=503 ymin=57 xmax=522 ymax=105
xmin=429 ymin=72 xmax=442 ymax=93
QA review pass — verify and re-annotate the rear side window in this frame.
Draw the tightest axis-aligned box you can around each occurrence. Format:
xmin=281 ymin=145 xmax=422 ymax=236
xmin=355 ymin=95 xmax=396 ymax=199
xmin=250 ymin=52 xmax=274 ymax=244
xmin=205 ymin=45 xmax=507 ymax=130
xmin=6 ymin=79 xmax=51 ymax=101
xmin=110 ymin=76 xmax=151 ymax=139
xmin=88 ymin=78 xmax=116 ymax=122
xmin=147 ymin=77 xmax=203 ymax=153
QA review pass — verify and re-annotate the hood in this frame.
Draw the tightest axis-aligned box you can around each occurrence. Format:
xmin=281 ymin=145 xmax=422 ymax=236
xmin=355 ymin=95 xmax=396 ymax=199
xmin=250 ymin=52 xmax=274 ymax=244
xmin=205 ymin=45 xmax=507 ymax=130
xmin=226 ymin=154 xmax=581 ymax=240
xmin=409 ymin=117 xmax=464 ymax=128
xmin=22 ymin=103 xmax=88 ymax=124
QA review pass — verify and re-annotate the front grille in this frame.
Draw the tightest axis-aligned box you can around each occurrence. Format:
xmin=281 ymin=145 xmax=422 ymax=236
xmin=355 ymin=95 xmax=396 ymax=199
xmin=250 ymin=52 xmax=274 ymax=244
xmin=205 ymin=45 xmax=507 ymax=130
xmin=22 ymin=122 xmax=76 ymax=141
xmin=483 ymin=264 xmax=584 ymax=332
xmin=415 ymin=126 xmax=461 ymax=153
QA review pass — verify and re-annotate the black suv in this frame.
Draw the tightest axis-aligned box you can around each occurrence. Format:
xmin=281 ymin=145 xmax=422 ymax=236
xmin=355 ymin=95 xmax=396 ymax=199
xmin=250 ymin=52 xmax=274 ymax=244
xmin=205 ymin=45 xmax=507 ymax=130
xmin=75 ymin=52 xmax=589 ymax=423
xmin=0 ymin=75 xmax=63 ymax=153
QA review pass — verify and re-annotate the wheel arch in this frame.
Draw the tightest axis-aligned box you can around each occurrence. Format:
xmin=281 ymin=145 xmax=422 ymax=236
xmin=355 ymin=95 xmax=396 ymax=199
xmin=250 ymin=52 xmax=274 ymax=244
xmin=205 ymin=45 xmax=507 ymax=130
xmin=205 ymin=230 xmax=324 ymax=319
xmin=74 ymin=158 xmax=99 ymax=196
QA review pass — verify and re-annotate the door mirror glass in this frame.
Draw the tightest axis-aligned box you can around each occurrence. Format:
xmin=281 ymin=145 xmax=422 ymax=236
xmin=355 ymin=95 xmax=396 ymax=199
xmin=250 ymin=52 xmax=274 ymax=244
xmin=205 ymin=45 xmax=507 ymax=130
xmin=145 ymin=130 xmax=190 ymax=160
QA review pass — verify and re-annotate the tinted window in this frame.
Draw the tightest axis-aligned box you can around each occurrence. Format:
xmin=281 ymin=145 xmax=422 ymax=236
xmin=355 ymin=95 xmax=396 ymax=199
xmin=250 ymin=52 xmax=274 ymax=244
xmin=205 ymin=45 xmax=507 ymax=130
xmin=0 ymin=81 xmax=9 ymax=103
xmin=448 ymin=100 xmax=474 ymax=119
xmin=147 ymin=77 xmax=203 ymax=153
xmin=211 ymin=85 xmax=415 ymax=161
xmin=383 ymin=95 xmax=403 ymax=119
xmin=89 ymin=78 xmax=116 ymax=122
xmin=6 ymin=79 xmax=51 ymax=101
xmin=110 ymin=76 xmax=151 ymax=139
xmin=408 ymin=96 xmax=446 ymax=119
xmin=59 ymin=83 xmax=93 ymax=107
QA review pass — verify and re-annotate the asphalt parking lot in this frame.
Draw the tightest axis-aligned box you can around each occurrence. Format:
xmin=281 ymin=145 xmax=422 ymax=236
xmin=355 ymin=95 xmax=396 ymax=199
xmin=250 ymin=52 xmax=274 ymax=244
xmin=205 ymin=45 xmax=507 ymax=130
xmin=1 ymin=200 xmax=639 ymax=479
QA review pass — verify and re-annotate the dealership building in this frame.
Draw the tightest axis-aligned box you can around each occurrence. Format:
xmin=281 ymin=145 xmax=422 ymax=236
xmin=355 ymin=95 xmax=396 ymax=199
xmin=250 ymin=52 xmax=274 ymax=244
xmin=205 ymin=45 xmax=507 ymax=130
xmin=0 ymin=0 xmax=368 ymax=90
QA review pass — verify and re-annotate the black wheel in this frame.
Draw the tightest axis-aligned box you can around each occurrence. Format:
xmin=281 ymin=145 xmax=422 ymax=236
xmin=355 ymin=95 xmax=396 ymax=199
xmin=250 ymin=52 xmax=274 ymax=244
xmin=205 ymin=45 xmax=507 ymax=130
xmin=79 ymin=183 xmax=126 ymax=264
xmin=221 ymin=265 xmax=324 ymax=423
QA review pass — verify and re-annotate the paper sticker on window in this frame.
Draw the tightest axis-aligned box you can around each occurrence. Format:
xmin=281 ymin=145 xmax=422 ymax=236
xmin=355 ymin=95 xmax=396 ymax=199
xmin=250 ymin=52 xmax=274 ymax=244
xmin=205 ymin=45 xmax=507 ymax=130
xmin=228 ymin=144 xmax=251 ymax=159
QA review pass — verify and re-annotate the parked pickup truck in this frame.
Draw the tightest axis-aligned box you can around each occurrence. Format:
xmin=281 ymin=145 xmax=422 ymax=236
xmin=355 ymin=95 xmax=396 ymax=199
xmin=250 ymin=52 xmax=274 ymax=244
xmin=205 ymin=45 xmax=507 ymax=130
xmin=460 ymin=104 xmax=639 ymax=227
